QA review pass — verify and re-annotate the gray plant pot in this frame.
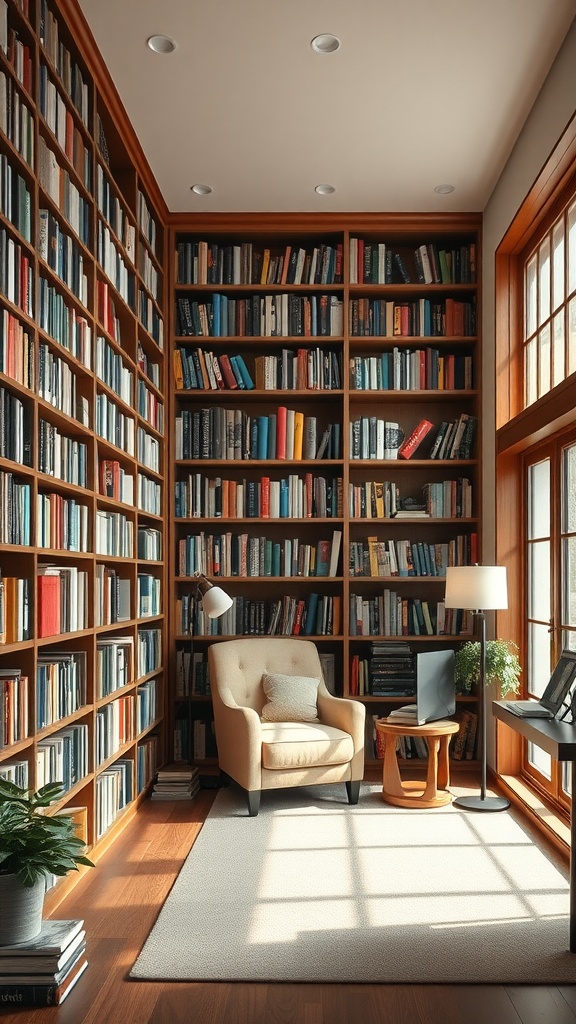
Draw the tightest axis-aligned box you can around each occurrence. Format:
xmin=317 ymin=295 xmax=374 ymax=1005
xmin=0 ymin=873 xmax=45 ymax=945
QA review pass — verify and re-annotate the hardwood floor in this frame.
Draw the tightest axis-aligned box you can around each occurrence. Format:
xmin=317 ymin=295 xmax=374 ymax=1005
xmin=2 ymin=781 xmax=576 ymax=1024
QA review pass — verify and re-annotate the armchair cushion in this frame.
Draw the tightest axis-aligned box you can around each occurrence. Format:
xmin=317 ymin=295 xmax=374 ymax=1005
xmin=260 ymin=672 xmax=320 ymax=722
xmin=261 ymin=721 xmax=354 ymax=770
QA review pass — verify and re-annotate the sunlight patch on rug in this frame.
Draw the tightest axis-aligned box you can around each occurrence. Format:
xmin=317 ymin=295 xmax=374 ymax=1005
xmin=130 ymin=784 xmax=576 ymax=983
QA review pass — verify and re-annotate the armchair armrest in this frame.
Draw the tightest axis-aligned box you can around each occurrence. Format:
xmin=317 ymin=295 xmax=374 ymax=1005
xmin=211 ymin=686 xmax=262 ymax=792
xmin=318 ymin=689 xmax=366 ymax=753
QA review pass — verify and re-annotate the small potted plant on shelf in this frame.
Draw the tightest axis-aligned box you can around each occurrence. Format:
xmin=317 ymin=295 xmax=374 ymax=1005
xmin=0 ymin=779 xmax=94 ymax=945
xmin=454 ymin=638 xmax=522 ymax=697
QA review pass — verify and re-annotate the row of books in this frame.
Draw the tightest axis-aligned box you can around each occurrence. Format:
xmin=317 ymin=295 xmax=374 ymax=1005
xmin=95 ymin=637 xmax=133 ymax=698
xmin=177 ymin=593 xmax=342 ymax=638
xmin=176 ymin=238 xmax=344 ymax=286
xmin=96 ymin=333 xmax=133 ymax=401
xmin=38 ymin=420 xmax=88 ymax=486
xmin=40 ymin=276 xmax=92 ymax=365
xmin=174 ymin=345 xmax=343 ymax=392
xmin=95 ymin=566 xmax=131 ymax=625
xmin=0 ymin=151 xmax=32 ymax=241
xmin=176 ymin=649 xmax=211 ymax=696
xmin=137 ymin=573 xmax=161 ymax=618
xmin=95 ymin=392 xmax=135 ymax=454
xmin=0 ymin=668 xmax=28 ymax=748
xmin=349 ymin=349 xmax=473 ymax=392
xmin=176 ymin=292 xmax=344 ymax=338
xmin=0 ymin=574 xmax=31 ymax=642
xmin=36 ymin=650 xmax=87 ymax=730
xmin=349 ymin=296 xmax=477 ymax=338
xmin=96 ymin=164 xmax=134 ymax=262
xmin=137 ymin=628 xmax=162 ymax=678
xmin=175 ymin=408 xmax=341 ymax=462
xmin=38 ymin=138 xmax=91 ymax=246
xmin=0 ymin=470 xmax=30 ymax=544
xmin=0 ymin=228 xmax=33 ymax=315
xmin=37 ymin=565 xmax=89 ymax=637
xmin=349 ymin=238 xmax=477 ymax=285
xmin=349 ymin=418 xmax=405 ymax=460
xmin=178 ymin=474 xmax=343 ymax=531
xmin=349 ymin=593 xmax=472 ymax=639
xmin=37 ymin=492 xmax=89 ymax=552
xmin=96 ymin=758 xmax=133 ymax=839
xmin=40 ymin=63 xmax=91 ymax=189
xmin=137 ymin=379 xmax=164 ymax=433
xmin=136 ymin=678 xmax=157 ymax=733
xmin=0 ymin=383 xmax=31 ymax=465
xmin=97 ymin=221 xmax=135 ymax=311
xmin=39 ymin=341 xmax=88 ymax=422
xmin=137 ymin=733 xmax=159 ymax=793
xmin=1 ymin=62 xmax=35 ymax=168
xmin=38 ymin=209 xmax=89 ymax=305
xmin=423 ymin=477 xmax=473 ymax=518
xmin=35 ymin=722 xmax=88 ymax=792
xmin=0 ymin=305 xmax=35 ymax=388
xmin=95 ymin=694 xmax=134 ymax=764
xmin=348 ymin=533 xmax=478 ymax=578
xmin=175 ymin=530 xmax=342 ymax=580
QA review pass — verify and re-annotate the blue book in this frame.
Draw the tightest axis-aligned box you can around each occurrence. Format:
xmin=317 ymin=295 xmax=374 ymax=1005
xmin=212 ymin=293 xmax=221 ymax=336
xmin=271 ymin=543 xmax=281 ymax=577
xmin=257 ymin=416 xmax=269 ymax=460
xmin=303 ymin=592 xmax=319 ymax=635
xmin=229 ymin=355 xmax=246 ymax=389
xmin=233 ymin=353 xmax=254 ymax=389
xmin=279 ymin=479 xmax=289 ymax=518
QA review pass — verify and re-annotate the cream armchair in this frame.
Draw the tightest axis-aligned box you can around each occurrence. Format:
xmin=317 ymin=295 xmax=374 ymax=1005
xmin=208 ymin=637 xmax=366 ymax=815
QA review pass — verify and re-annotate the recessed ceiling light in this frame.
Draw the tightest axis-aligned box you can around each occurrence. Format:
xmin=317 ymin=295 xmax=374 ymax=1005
xmin=147 ymin=35 xmax=176 ymax=54
xmin=315 ymin=184 xmax=335 ymax=195
xmin=190 ymin=184 xmax=213 ymax=196
xmin=434 ymin=184 xmax=455 ymax=195
xmin=311 ymin=34 xmax=341 ymax=54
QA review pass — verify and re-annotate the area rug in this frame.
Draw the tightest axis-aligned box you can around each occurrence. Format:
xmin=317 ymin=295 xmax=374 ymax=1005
xmin=130 ymin=783 xmax=576 ymax=983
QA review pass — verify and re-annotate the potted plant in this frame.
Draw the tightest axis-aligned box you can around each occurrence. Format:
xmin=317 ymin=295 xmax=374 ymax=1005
xmin=0 ymin=779 xmax=94 ymax=945
xmin=454 ymin=638 xmax=522 ymax=697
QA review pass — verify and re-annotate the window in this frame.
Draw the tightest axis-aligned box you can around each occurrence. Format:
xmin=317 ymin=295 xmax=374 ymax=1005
xmin=523 ymin=198 xmax=576 ymax=408
xmin=495 ymin=116 xmax=576 ymax=835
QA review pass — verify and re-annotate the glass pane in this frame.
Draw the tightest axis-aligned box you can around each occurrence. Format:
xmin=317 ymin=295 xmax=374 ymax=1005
xmin=553 ymin=219 xmax=565 ymax=311
xmin=527 ymin=621 xmax=551 ymax=698
xmin=563 ymin=443 xmax=576 ymax=532
xmin=538 ymin=324 xmax=550 ymax=397
xmin=562 ymin=630 xmax=576 ymax=653
xmin=526 ymin=254 xmax=537 ymax=337
xmin=569 ymin=199 xmax=576 ymax=296
xmin=569 ymin=296 xmax=576 ymax=375
xmin=539 ymin=237 xmax=550 ymax=326
xmin=528 ymin=540 xmax=550 ymax=622
xmin=527 ymin=459 xmax=550 ymax=539
xmin=528 ymin=741 xmax=552 ymax=780
xmin=562 ymin=761 xmax=571 ymax=797
xmin=562 ymin=538 xmax=576 ymax=628
xmin=525 ymin=338 xmax=537 ymax=406
xmin=553 ymin=311 xmax=565 ymax=387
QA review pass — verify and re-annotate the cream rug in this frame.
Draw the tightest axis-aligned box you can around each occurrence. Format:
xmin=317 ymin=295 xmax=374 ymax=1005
xmin=130 ymin=784 xmax=576 ymax=983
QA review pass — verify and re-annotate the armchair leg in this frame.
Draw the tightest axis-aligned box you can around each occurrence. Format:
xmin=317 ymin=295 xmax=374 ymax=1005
xmin=346 ymin=780 xmax=361 ymax=805
xmin=246 ymin=789 xmax=261 ymax=816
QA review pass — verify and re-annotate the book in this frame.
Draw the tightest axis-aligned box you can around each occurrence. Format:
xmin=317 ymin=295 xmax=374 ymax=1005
xmin=398 ymin=419 xmax=434 ymax=459
xmin=0 ymin=920 xmax=84 ymax=969
xmin=0 ymin=956 xmax=88 ymax=1006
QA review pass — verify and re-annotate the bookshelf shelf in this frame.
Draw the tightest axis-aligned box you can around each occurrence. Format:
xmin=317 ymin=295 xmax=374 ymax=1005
xmin=0 ymin=0 xmax=167 ymax=906
xmin=169 ymin=214 xmax=481 ymax=770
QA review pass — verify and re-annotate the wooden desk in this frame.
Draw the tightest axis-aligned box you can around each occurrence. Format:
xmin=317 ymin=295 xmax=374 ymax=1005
xmin=375 ymin=718 xmax=459 ymax=808
xmin=493 ymin=700 xmax=576 ymax=952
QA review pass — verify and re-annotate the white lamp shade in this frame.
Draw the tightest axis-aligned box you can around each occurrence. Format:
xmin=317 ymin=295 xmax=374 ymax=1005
xmin=201 ymin=585 xmax=233 ymax=619
xmin=444 ymin=565 xmax=508 ymax=611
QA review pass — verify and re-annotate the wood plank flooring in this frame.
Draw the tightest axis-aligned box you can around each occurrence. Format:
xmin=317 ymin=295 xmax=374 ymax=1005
xmin=2 ymin=782 xmax=576 ymax=1024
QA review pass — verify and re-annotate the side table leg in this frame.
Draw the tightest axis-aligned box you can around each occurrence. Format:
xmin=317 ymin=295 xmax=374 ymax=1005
xmin=437 ymin=734 xmax=450 ymax=790
xmin=422 ymin=736 xmax=440 ymax=803
xmin=382 ymin=735 xmax=405 ymax=801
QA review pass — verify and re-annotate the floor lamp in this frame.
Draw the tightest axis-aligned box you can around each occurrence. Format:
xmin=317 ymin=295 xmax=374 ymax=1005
xmin=444 ymin=564 xmax=510 ymax=812
xmin=187 ymin=572 xmax=233 ymax=764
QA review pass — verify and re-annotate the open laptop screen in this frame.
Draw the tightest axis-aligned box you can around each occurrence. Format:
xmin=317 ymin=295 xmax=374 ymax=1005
xmin=540 ymin=650 xmax=576 ymax=715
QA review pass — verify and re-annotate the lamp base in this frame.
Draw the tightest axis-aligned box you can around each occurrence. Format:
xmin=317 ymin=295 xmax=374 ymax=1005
xmin=453 ymin=794 xmax=510 ymax=812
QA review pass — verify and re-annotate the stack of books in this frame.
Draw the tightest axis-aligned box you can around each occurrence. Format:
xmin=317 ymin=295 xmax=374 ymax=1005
xmin=150 ymin=763 xmax=200 ymax=800
xmin=0 ymin=918 xmax=87 ymax=1007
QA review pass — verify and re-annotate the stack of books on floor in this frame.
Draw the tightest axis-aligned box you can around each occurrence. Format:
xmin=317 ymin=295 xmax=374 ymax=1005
xmin=150 ymin=763 xmax=200 ymax=800
xmin=0 ymin=918 xmax=87 ymax=1007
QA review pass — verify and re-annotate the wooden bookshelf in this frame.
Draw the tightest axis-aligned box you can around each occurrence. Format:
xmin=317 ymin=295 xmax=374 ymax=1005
xmin=0 ymin=0 xmax=168 ymax=907
xmin=167 ymin=212 xmax=482 ymax=770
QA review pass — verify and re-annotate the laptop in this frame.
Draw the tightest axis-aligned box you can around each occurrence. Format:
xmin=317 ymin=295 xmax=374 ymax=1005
xmin=504 ymin=650 xmax=576 ymax=719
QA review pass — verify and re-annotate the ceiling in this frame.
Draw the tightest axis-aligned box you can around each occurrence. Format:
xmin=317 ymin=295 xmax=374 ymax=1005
xmin=77 ymin=0 xmax=576 ymax=216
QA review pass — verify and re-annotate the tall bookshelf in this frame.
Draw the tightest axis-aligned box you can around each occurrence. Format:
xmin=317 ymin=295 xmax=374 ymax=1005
xmin=0 ymin=0 xmax=167 ymax=906
xmin=168 ymin=212 xmax=482 ymax=771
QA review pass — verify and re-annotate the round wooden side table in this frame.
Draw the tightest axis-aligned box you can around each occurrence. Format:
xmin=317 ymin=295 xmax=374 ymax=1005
xmin=375 ymin=718 xmax=460 ymax=808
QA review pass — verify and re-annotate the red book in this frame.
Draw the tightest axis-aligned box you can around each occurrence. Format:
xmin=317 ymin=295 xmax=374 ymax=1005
xmin=218 ymin=354 xmax=239 ymax=390
xmin=37 ymin=572 xmax=61 ymax=638
xmin=276 ymin=406 xmax=287 ymax=459
xmin=260 ymin=476 xmax=270 ymax=518
xmin=398 ymin=419 xmax=434 ymax=459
